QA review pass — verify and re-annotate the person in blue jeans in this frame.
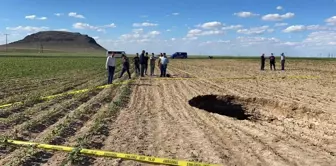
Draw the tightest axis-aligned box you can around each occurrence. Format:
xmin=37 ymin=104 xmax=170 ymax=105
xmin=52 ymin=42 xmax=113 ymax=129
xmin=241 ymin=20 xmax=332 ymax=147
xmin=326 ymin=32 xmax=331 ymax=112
xmin=105 ymin=52 xmax=116 ymax=84
xmin=119 ymin=54 xmax=131 ymax=79
xmin=158 ymin=54 xmax=169 ymax=77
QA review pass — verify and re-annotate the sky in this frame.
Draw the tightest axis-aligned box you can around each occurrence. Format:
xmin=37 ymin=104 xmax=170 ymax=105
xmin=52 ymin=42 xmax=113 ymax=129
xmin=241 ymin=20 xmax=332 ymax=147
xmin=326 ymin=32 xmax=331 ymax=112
xmin=0 ymin=0 xmax=336 ymax=56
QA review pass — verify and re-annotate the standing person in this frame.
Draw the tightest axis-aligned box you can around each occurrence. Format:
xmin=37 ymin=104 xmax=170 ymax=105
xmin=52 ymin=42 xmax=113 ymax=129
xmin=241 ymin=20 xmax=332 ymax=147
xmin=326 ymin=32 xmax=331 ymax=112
xmin=269 ymin=53 xmax=276 ymax=70
xmin=280 ymin=53 xmax=285 ymax=71
xmin=261 ymin=53 xmax=266 ymax=70
xmin=158 ymin=53 xmax=169 ymax=77
xmin=133 ymin=53 xmax=140 ymax=75
xmin=144 ymin=52 xmax=149 ymax=75
xmin=106 ymin=52 xmax=116 ymax=84
xmin=119 ymin=54 xmax=131 ymax=79
xmin=150 ymin=53 xmax=156 ymax=76
xmin=139 ymin=50 xmax=146 ymax=77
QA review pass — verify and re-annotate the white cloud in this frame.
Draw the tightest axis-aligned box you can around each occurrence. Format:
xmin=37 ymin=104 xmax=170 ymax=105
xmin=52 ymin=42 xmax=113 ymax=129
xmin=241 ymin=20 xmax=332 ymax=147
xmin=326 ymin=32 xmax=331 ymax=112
xmin=132 ymin=22 xmax=158 ymax=27
xmin=237 ymin=25 xmax=272 ymax=35
xmin=25 ymin=15 xmax=47 ymax=20
xmin=186 ymin=29 xmax=224 ymax=37
xmin=182 ymin=37 xmax=198 ymax=41
xmin=119 ymin=29 xmax=161 ymax=43
xmin=72 ymin=22 xmax=116 ymax=32
xmin=132 ymin=28 xmax=144 ymax=33
xmin=199 ymin=21 xmax=223 ymax=29
xmin=140 ymin=15 xmax=148 ymax=18
xmin=234 ymin=11 xmax=259 ymax=18
xmin=276 ymin=6 xmax=283 ymax=10
xmin=54 ymin=28 xmax=69 ymax=31
xmin=274 ymin=23 xmax=288 ymax=27
xmin=25 ymin=15 xmax=36 ymax=19
xmin=92 ymin=36 xmax=99 ymax=40
xmin=306 ymin=25 xmax=330 ymax=31
xmin=54 ymin=13 xmax=63 ymax=16
xmin=280 ymin=42 xmax=300 ymax=46
xmin=222 ymin=25 xmax=243 ymax=30
xmin=303 ymin=31 xmax=336 ymax=46
xmin=166 ymin=29 xmax=171 ymax=32
xmin=101 ymin=23 xmax=116 ymax=28
xmin=37 ymin=17 xmax=47 ymax=20
xmin=188 ymin=29 xmax=202 ymax=35
xmin=325 ymin=16 xmax=336 ymax=25
xmin=171 ymin=38 xmax=176 ymax=41
xmin=172 ymin=13 xmax=179 ymax=16
xmin=6 ymin=26 xmax=49 ymax=32
xmin=68 ymin=12 xmax=85 ymax=19
xmin=283 ymin=25 xmax=306 ymax=33
xmin=262 ymin=12 xmax=295 ymax=21
xmin=148 ymin=31 xmax=160 ymax=36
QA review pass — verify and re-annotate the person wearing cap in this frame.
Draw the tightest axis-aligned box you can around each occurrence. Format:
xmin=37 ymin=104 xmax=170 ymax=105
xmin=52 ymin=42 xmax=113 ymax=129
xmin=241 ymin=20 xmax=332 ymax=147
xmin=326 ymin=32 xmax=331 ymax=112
xmin=150 ymin=53 xmax=156 ymax=76
xmin=260 ymin=53 xmax=266 ymax=70
xmin=280 ymin=53 xmax=285 ymax=70
xmin=269 ymin=53 xmax=276 ymax=71
xmin=119 ymin=54 xmax=131 ymax=79
xmin=106 ymin=52 xmax=116 ymax=84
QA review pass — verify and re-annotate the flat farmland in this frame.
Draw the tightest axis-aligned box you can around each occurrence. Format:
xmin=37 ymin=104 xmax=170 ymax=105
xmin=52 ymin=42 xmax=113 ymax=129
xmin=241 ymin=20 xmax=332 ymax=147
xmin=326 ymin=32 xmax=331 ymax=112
xmin=1 ymin=57 xmax=336 ymax=166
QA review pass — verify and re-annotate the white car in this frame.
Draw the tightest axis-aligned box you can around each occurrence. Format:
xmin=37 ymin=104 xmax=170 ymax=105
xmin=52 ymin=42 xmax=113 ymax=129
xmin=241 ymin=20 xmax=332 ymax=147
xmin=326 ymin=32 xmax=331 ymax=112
xmin=106 ymin=51 xmax=126 ymax=58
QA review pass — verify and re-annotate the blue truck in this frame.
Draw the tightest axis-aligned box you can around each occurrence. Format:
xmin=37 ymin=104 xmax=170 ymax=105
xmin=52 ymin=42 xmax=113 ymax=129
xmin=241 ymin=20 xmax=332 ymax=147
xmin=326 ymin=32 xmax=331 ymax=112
xmin=171 ymin=52 xmax=188 ymax=59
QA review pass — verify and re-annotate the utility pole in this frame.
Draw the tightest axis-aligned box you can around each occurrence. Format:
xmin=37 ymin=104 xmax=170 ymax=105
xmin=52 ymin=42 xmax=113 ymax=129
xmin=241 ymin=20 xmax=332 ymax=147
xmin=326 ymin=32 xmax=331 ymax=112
xmin=4 ymin=34 xmax=9 ymax=52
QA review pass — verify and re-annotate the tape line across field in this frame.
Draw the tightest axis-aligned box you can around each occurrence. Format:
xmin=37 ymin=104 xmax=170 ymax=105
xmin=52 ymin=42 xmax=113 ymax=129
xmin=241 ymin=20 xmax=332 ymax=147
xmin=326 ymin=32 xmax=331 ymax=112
xmin=0 ymin=75 xmax=319 ymax=109
xmin=0 ymin=80 xmax=135 ymax=109
xmin=2 ymin=139 xmax=220 ymax=166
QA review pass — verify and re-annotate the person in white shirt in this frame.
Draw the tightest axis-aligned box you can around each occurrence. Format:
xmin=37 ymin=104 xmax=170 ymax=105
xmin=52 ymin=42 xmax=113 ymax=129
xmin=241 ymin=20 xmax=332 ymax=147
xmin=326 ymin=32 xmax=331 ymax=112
xmin=158 ymin=53 xmax=169 ymax=77
xmin=106 ymin=52 xmax=116 ymax=84
xmin=280 ymin=53 xmax=285 ymax=71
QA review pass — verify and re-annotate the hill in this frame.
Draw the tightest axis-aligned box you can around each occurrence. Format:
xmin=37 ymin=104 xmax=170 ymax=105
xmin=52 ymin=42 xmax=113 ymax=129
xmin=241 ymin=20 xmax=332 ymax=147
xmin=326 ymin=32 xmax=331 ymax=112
xmin=0 ymin=31 xmax=107 ymax=53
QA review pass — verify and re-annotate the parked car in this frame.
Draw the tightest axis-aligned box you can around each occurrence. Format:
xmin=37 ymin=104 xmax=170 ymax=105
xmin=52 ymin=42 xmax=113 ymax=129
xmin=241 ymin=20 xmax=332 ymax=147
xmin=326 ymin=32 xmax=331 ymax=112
xmin=106 ymin=50 xmax=126 ymax=58
xmin=171 ymin=52 xmax=188 ymax=59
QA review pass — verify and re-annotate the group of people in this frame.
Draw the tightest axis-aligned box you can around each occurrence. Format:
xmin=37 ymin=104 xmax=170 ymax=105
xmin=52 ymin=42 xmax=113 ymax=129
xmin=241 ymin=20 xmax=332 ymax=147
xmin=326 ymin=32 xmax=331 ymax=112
xmin=261 ymin=53 xmax=286 ymax=71
xmin=105 ymin=50 xmax=169 ymax=84
xmin=132 ymin=50 xmax=169 ymax=77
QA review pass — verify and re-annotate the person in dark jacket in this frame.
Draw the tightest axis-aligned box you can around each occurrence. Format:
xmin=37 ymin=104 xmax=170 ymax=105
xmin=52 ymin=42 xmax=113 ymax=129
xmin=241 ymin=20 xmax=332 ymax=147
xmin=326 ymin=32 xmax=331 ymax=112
xmin=139 ymin=50 xmax=146 ymax=77
xmin=261 ymin=53 xmax=266 ymax=70
xmin=133 ymin=53 xmax=140 ymax=75
xmin=119 ymin=54 xmax=131 ymax=79
xmin=269 ymin=53 xmax=276 ymax=70
xmin=144 ymin=52 xmax=149 ymax=75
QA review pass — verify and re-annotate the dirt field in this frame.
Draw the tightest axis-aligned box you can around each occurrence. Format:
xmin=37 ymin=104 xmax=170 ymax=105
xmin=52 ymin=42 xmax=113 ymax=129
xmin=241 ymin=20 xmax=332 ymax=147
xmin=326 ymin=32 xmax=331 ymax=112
xmin=1 ymin=58 xmax=336 ymax=166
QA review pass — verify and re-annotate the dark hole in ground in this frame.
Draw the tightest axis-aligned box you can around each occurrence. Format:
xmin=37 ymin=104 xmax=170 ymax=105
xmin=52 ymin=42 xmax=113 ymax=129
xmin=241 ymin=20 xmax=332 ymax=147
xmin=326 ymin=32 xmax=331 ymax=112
xmin=189 ymin=95 xmax=252 ymax=120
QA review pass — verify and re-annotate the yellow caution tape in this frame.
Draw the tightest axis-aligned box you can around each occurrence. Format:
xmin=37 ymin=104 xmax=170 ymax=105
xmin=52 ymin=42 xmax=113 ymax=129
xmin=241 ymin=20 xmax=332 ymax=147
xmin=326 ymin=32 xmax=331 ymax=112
xmin=0 ymin=102 xmax=23 ymax=109
xmin=0 ymin=80 xmax=135 ymax=109
xmin=3 ymin=139 xmax=220 ymax=166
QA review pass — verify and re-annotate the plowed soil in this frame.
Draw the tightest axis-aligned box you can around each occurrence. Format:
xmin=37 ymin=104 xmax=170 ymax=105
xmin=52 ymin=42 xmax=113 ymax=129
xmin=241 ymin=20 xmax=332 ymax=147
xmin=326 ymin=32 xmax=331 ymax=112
xmin=1 ymin=59 xmax=336 ymax=166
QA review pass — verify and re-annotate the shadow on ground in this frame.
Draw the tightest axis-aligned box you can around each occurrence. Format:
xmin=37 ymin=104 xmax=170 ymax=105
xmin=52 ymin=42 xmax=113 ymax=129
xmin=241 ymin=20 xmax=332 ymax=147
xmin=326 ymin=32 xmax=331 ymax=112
xmin=189 ymin=95 xmax=252 ymax=120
